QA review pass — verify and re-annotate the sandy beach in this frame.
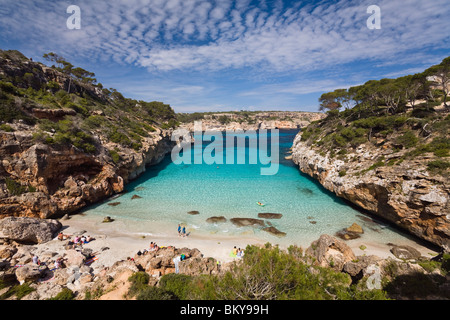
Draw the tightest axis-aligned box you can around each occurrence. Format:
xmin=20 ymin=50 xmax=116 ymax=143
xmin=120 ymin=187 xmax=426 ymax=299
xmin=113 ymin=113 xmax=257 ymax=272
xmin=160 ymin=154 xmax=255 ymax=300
xmin=38 ymin=213 xmax=439 ymax=271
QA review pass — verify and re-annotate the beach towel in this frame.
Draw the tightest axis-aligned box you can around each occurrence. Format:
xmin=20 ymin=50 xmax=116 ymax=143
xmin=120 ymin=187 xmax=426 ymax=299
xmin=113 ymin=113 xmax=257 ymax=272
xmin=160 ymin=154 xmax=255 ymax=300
xmin=85 ymin=257 xmax=98 ymax=265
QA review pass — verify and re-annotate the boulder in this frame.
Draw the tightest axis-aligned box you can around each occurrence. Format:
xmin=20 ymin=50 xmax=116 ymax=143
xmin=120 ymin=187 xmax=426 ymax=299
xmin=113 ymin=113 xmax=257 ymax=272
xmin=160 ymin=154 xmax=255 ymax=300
xmin=0 ymin=217 xmax=62 ymax=244
xmin=305 ymin=234 xmax=356 ymax=272
xmin=102 ymin=216 xmax=114 ymax=223
xmin=343 ymin=255 xmax=382 ymax=277
xmin=262 ymin=226 xmax=286 ymax=237
xmin=346 ymin=223 xmax=364 ymax=234
xmin=390 ymin=245 xmax=422 ymax=260
xmin=64 ymin=249 xmax=86 ymax=267
xmin=15 ymin=265 xmax=45 ymax=284
xmin=230 ymin=218 xmax=265 ymax=228
xmin=187 ymin=211 xmax=200 ymax=215
xmin=206 ymin=216 xmax=227 ymax=223
xmin=258 ymin=213 xmax=283 ymax=219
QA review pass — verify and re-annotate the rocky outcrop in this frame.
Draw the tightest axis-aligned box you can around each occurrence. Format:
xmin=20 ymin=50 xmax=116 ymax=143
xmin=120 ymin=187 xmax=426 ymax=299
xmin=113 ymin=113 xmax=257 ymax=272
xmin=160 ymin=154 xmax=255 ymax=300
xmin=206 ymin=216 xmax=227 ymax=223
xmin=258 ymin=213 xmax=283 ymax=219
xmin=0 ymin=216 xmax=61 ymax=244
xmin=292 ymin=133 xmax=450 ymax=251
xmin=179 ymin=111 xmax=326 ymax=132
xmin=0 ymin=128 xmax=173 ymax=219
xmin=305 ymin=234 xmax=356 ymax=272
xmin=230 ymin=218 xmax=266 ymax=228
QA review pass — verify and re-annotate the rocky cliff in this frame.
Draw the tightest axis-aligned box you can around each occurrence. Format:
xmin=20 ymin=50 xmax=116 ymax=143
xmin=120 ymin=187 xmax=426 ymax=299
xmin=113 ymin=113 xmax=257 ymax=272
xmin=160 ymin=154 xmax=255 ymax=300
xmin=0 ymin=49 xmax=175 ymax=219
xmin=0 ymin=128 xmax=173 ymax=219
xmin=178 ymin=111 xmax=326 ymax=132
xmin=292 ymin=119 xmax=450 ymax=251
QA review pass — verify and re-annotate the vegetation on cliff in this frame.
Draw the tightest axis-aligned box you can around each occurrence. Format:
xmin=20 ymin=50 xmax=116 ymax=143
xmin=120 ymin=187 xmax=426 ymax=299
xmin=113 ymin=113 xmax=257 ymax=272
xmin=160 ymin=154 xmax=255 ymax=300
xmin=0 ymin=49 xmax=177 ymax=154
xmin=302 ymin=56 xmax=450 ymax=178
xmin=122 ymin=244 xmax=450 ymax=300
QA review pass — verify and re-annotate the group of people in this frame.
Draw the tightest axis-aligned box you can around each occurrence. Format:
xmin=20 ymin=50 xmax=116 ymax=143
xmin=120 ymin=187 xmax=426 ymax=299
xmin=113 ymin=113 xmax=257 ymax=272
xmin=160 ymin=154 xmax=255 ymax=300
xmin=62 ymin=234 xmax=95 ymax=249
xmin=232 ymin=246 xmax=244 ymax=258
xmin=136 ymin=241 xmax=161 ymax=257
xmin=177 ymin=224 xmax=188 ymax=237
xmin=32 ymin=254 xmax=65 ymax=270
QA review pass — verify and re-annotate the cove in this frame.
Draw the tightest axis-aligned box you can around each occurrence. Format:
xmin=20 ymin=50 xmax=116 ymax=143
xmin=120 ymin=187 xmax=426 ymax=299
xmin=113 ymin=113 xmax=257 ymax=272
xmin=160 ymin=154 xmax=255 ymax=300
xmin=79 ymin=129 xmax=424 ymax=248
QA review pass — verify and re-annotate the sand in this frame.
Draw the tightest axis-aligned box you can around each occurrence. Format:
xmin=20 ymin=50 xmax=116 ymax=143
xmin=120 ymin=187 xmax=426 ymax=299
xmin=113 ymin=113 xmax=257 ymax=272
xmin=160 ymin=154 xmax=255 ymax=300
xmin=39 ymin=214 xmax=439 ymax=270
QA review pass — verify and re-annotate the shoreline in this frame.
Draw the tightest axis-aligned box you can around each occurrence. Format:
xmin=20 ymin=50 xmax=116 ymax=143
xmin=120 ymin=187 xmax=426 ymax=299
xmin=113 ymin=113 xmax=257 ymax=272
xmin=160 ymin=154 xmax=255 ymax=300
xmin=48 ymin=214 xmax=440 ymax=270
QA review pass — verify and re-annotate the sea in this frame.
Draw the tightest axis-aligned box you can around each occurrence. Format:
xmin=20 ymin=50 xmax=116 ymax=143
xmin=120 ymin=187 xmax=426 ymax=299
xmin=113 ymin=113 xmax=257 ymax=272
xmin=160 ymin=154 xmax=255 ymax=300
xmin=77 ymin=129 xmax=429 ymax=250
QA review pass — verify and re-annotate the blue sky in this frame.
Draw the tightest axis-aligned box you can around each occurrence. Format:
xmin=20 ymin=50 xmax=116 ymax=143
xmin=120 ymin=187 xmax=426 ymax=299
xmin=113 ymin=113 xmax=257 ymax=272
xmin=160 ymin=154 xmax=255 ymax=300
xmin=0 ymin=0 xmax=449 ymax=113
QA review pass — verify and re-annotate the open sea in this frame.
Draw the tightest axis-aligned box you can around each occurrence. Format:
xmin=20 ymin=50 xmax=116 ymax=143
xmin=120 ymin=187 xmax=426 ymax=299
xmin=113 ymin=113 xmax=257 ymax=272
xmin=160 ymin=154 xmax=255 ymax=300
xmin=78 ymin=129 xmax=426 ymax=249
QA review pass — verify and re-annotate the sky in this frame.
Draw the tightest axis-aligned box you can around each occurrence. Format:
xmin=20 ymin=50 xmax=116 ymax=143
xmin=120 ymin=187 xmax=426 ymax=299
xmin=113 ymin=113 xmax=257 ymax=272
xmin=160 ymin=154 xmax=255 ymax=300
xmin=0 ymin=0 xmax=449 ymax=113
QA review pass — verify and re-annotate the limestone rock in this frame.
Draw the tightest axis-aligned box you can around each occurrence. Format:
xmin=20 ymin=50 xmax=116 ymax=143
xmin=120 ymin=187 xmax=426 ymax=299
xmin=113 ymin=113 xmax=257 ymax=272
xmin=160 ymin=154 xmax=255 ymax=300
xmin=230 ymin=218 xmax=265 ymax=228
xmin=0 ymin=217 xmax=61 ymax=244
xmin=258 ymin=213 xmax=283 ymax=219
xmin=262 ymin=226 xmax=286 ymax=237
xmin=390 ymin=245 xmax=422 ymax=260
xmin=292 ymin=134 xmax=450 ymax=251
xmin=15 ymin=265 xmax=45 ymax=283
xmin=206 ymin=216 xmax=227 ymax=223
xmin=346 ymin=223 xmax=364 ymax=234
xmin=305 ymin=234 xmax=356 ymax=271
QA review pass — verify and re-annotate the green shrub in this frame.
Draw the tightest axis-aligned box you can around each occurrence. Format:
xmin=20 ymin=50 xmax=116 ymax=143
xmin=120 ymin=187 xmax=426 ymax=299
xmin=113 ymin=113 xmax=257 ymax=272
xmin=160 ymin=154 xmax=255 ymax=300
xmin=0 ymin=283 xmax=35 ymax=300
xmin=127 ymin=271 xmax=176 ymax=300
xmin=128 ymin=271 xmax=150 ymax=298
xmin=5 ymin=177 xmax=28 ymax=196
xmin=48 ymin=288 xmax=75 ymax=300
xmin=395 ymin=131 xmax=418 ymax=149
xmin=0 ymin=124 xmax=14 ymax=132
xmin=188 ymin=244 xmax=385 ymax=300
xmin=135 ymin=286 xmax=176 ymax=300
xmin=109 ymin=149 xmax=120 ymax=164
xmin=427 ymin=160 xmax=450 ymax=171
xmin=159 ymin=273 xmax=193 ymax=300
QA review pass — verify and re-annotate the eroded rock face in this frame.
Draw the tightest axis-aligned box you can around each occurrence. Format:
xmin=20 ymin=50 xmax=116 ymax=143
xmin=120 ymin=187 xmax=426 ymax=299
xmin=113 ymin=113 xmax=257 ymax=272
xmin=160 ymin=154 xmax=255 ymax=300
xmin=0 ymin=129 xmax=172 ymax=219
xmin=292 ymin=134 xmax=450 ymax=251
xmin=0 ymin=216 xmax=61 ymax=244
xmin=305 ymin=234 xmax=356 ymax=272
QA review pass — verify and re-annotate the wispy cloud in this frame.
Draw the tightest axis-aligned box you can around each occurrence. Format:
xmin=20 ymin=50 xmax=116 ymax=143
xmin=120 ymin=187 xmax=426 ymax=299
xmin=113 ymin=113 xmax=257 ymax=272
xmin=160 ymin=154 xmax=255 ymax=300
xmin=2 ymin=0 xmax=449 ymax=73
xmin=0 ymin=0 xmax=449 ymax=112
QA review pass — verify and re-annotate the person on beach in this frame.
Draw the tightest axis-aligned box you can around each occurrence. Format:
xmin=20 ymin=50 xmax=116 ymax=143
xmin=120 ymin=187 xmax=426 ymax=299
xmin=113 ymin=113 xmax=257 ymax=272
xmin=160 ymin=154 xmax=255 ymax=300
xmin=182 ymin=226 xmax=186 ymax=237
xmin=55 ymin=257 xmax=63 ymax=269
xmin=178 ymin=224 xmax=181 ymax=236
xmin=58 ymin=232 xmax=70 ymax=241
xmin=32 ymin=255 xmax=40 ymax=265
xmin=237 ymin=248 xmax=242 ymax=258
xmin=232 ymin=246 xmax=238 ymax=256
xmin=173 ymin=255 xmax=181 ymax=274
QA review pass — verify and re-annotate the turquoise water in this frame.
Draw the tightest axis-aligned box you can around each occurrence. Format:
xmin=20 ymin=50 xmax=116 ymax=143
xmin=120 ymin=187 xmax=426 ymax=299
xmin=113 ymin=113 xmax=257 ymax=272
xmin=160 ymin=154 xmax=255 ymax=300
xmin=80 ymin=129 xmax=418 ymax=248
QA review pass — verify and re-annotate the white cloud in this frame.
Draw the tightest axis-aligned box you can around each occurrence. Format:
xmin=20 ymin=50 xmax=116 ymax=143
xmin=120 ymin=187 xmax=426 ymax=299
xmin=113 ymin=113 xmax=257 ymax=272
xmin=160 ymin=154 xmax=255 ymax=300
xmin=1 ymin=0 xmax=448 ymax=75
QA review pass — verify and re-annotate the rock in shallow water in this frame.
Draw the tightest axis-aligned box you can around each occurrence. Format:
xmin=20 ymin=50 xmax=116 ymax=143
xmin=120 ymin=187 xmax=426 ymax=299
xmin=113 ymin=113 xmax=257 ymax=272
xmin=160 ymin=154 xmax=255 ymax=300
xmin=258 ymin=213 xmax=283 ymax=219
xmin=206 ymin=216 xmax=227 ymax=223
xmin=263 ymin=226 xmax=286 ymax=237
xmin=230 ymin=218 xmax=265 ymax=228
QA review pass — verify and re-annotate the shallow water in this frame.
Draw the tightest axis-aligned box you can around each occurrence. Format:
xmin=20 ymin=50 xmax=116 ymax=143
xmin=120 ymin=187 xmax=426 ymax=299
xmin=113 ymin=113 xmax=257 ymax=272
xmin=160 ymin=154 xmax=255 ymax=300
xmin=79 ymin=129 xmax=426 ymax=249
